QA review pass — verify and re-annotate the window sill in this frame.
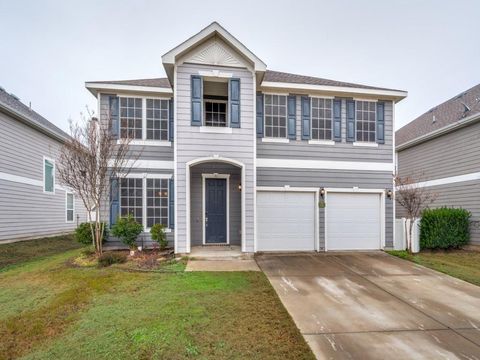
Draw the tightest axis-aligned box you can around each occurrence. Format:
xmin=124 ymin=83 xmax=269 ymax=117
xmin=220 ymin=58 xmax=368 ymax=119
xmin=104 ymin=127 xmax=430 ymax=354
xmin=117 ymin=139 xmax=171 ymax=147
xmin=308 ymin=140 xmax=335 ymax=146
xmin=261 ymin=137 xmax=290 ymax=143
xmin=144 ymin=228 xmax=172 ymax=233
xmin=199 ymin=126 xmax=233 ymax=134
xmin=353 ymin=142 xmax=378 ymax=148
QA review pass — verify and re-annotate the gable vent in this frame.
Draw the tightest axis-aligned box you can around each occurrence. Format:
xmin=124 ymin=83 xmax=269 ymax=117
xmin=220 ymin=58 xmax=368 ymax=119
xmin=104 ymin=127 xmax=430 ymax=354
xmin=432 ymin=115 xmax=436 ymax=123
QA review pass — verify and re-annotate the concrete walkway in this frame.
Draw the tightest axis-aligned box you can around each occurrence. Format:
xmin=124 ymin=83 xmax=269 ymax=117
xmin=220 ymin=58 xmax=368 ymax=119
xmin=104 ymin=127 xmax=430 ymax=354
xmin=256 ymin=252 xmax=480 ymax=359
xmin=186 ymin=259 xmax=260 ymax=271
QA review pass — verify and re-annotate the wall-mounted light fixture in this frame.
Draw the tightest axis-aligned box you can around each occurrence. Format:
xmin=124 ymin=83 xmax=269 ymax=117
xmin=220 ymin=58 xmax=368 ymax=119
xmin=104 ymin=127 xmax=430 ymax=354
xmin=320 ymin=188 xmax=325 ymax=198
xmin=386 ymin=189 xmax=393 ymax=199
xmin=238 ymin=183 xmax=242 ymax=192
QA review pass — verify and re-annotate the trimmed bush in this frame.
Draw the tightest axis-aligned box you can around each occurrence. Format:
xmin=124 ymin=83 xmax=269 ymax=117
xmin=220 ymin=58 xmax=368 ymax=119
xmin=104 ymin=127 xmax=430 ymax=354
xmin=150 ymin=223 xmax=168 ymax=250
xmin=98 ymin=252 xmax=127 ymax=267
xmin=420 ymin=207 xmax=471 ymax=249
xmin=74 ymin=222 xmax=109 ymax=245
xmin=110 ymin=214 xmax=144 ymax=250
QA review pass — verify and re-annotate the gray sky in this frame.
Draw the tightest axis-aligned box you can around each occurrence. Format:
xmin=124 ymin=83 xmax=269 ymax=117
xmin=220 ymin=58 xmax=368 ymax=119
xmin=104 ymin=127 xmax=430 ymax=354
xmin=1 ymin=0 xmax=479 ymax=132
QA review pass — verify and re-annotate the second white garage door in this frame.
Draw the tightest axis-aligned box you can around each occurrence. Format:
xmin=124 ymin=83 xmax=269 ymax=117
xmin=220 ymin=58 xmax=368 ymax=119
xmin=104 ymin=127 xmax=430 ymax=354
xmin=326 ymin=192 xmax=382 ymax=250
xmin=257 ymin=191 xmax=316 ymax=251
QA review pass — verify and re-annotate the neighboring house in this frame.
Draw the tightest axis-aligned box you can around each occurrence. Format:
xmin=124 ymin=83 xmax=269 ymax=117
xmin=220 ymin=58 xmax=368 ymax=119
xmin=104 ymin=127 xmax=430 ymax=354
xmin=0 ymin=88 xmax=87 ymax=243
xmin=86 ymin=22 xmax=407 ymax=254
xmin=396 ymin=83 xmax=480 ymax=247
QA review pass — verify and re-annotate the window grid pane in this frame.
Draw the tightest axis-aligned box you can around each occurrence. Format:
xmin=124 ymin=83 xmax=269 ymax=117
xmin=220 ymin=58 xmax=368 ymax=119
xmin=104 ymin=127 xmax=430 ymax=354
xmin=120 ymin=178 xmax=143 ymax=224
xmin=146 ymin=179 xmax=168 ymax=228
xmin=44 ymin=160 xmax=54 ymax=192
xmin=205 ymin=101 xmax=227 ymax=127
xmin=264 ymin=95 xmax=287 ymax=138
xmin=120 ymin=97 xmax=142 ymax=139
xmin=146 ymin=99 xmax=168 ymax=140
xmin=311 ymin=98 xmax=333 ymax=140
xmin=356 ymin=101 xmax=376 ymax=142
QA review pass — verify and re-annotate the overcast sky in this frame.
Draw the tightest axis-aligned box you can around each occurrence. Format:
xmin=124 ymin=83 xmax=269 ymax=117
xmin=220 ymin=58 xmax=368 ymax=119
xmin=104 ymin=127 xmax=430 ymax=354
xmin=1 ymin=0 xmax=479 ymax=132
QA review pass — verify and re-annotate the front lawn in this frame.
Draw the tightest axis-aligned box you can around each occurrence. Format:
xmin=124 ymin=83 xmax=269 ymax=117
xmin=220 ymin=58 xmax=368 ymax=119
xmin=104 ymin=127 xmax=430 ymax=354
xmin=388 ymin=250 xmax=480 ymax=286
xmin=0 ymin=244 xmax=313 ymax=359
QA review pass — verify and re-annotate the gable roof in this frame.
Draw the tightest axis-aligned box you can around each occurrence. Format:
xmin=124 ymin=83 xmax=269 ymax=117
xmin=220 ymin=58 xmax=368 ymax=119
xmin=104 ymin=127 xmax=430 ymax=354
xmin=396 ymin=83 xmax=480 ymax=149
xmin=0 ymin=88 xmax=69 ymax=142
xmin=87 ymin=78 xmax=171 ymax=89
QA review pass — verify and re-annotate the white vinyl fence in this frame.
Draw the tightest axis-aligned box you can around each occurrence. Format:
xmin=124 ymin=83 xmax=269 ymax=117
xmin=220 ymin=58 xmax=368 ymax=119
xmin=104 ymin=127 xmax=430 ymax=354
xmin=395 ymin=218 xmax=421 ymax=253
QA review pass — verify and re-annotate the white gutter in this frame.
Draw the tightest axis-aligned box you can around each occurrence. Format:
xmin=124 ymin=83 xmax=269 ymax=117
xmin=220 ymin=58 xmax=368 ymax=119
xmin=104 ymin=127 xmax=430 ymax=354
xmin=85 ymin=82 xmax=173 ymax=96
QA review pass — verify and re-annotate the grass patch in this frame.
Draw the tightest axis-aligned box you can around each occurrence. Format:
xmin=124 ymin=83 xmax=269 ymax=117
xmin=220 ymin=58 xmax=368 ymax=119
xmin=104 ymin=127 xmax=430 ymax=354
xmin=387 ymin=250 xmax=480 ymax=286
xmin=0 ymin=247 xmax=312 ymax=359
xmin=0 ymin=235 xmax=83 ymax=270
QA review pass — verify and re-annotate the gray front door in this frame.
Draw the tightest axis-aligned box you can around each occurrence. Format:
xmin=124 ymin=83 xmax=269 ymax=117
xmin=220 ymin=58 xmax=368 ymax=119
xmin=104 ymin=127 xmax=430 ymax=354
xmin=205 ymin=178 xmax=227 ymax=244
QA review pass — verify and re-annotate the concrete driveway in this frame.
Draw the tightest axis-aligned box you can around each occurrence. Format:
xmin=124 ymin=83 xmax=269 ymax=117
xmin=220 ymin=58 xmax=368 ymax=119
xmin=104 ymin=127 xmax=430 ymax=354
xmin=256 ymin=252 xmax=480 ymax=359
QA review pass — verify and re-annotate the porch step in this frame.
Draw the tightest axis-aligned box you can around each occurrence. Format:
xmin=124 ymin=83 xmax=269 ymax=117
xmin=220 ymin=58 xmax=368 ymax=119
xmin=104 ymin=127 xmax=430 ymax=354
xmin=189 ymin=245 xmax=251 ymax=261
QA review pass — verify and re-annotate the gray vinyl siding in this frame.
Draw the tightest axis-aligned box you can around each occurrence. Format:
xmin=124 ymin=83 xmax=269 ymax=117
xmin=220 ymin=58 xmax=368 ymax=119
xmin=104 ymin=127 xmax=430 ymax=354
xmin=176 ymin=63 xmax=255 ymax=253
xmin=190 ymin=163 xmax=241 ymax=246
xmin=257 ymin=168 xmax=394 ymax=249
xmin=257 ymin=97 xmax=393 ymax=163
xmin=397 ymin=121 xmax=480 ymax=180
xmin=0 ymin=112 xmax=88 ymax=242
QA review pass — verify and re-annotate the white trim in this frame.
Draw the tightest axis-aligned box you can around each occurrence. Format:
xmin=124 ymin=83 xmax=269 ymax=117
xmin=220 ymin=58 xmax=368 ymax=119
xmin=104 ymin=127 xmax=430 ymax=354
xmin=256 ymin=158 xmax=393 ymax=172
xmin=0 ymin=171 xmax=43 ymax=187
xmin=399 ymin=172 xmax=480 ymax=189
xmin=353 ymin=142 xmax=379 ymax=147
xmin=85 ymin=82 xmax=172 ymax=95
xmin=43 ymin=156 xmax=55 ymax=194
xmin=260 ymin=81 xmax=407 ymax=101
xmin=392 ymin=101 xmax=396 ymax=250
xmin=253 ymin=72 xmax=257 ymax=253
xmin=118 ymin=139 xmax=172 ymax=147
xmin=324 ymin=188 xmax=386 ymax=251
xmin=308 ymin=139 xmax=335 ymax=146
xmin=202 ymin=174 xmax=230 ymax=245
xmin=256 ymin=186 xmax=320 ymax=252
xmin=198 ymin=70 xmax=233 ymax=78
xmin=261 ymin=138 xmax=290 ymax=143
xmin=119 ymin=172 xmax=173 ymax=179
xmin=199 ymin=126 xmax=232 ymax=134
xmin=353 ymin=98 xmax=378 ymax=102
xmin=173 ymin=65 xmax=178 ymax=254
xmin=108 ymin=159 xmax=174 ymax=170
xmin=65 ymin=192 xmax=75 ymax=223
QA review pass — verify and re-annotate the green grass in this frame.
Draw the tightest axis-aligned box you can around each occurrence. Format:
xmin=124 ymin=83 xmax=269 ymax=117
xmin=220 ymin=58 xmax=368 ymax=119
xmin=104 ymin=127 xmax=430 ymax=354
xmin=0 ymin=240 xmax=313 ymax=360
xmin=387 ymin=250 xmax=480 ymax=286
xmin=0 ymin=235 xmax=83 ymax=270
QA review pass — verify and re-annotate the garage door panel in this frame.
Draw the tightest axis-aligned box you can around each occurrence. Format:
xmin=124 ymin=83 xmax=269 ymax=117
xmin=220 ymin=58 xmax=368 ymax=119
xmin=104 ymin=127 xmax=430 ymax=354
xmin=257 ymin=192 xmax=315 ymax=251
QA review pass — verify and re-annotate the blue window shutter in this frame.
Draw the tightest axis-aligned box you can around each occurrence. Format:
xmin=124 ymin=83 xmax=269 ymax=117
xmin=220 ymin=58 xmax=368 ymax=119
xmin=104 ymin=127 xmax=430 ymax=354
xmin=333 ymin=99 xmax=342 ymax=142
xmin=191 ymin=75 xmax=202 ymax=126
xmin=256 ymin=92 xmax=264 ymax=137
xmin=346 ymin=100 xmax=355 ymax=142
xmin=110 ymin=178 xmax=119 ymax=227
xmin=287 ymin=95 xmax=296 ymax=140
xmin=168 ymin=98 xmax=174 ymax=141
xmin=109 ymin=96 xmax=119 ymax=139
xmin=301 ymin=96 xmax=311 ymax=140
xmin=168 ymin=178 xmax=174 ymax=229
xmin=229 ymin=78 xmax=241 ymax=128
xmin=376 ymin=102 xmax=385 ymax=144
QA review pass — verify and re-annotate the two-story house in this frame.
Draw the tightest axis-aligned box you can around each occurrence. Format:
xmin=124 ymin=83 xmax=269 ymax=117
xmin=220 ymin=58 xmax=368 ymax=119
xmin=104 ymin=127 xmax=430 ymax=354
xmin=86 ymin=22 xmax=407 ymax=254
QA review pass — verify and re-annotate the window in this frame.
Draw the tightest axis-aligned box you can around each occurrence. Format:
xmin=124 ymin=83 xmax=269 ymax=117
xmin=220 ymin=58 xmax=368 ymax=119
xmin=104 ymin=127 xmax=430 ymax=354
xmin=120 ymin=97 xmax=142 ymax=139
xmin=66 ymin=193 xmax=74 ymax=222
xmin=43 ymin=157 xmax=55 ymax=193
xmin=356 ymin=101 xmax=376 ymax=142
xmin=120 ymin=178 xmax=143 ymax=224
xmin=264 ymin=94 xmax=287 ymax=138
xmin=205 ymin=101 xmax=227 ymax=127
xmin=146 ymin=99 xmax=169 ymax=140
xmin=146 ymin=179 xmax=169 ymax=228
xmin=311 ymin=98 xmax=333 ymax=140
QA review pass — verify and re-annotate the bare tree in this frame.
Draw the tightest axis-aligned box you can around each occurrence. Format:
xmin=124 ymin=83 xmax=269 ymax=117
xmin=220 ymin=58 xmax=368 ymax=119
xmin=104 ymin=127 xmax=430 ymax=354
xmin=395 ymin=173 xmax=438 ymax=252
xmin=57 ymin=110 xmax=138 ymax=255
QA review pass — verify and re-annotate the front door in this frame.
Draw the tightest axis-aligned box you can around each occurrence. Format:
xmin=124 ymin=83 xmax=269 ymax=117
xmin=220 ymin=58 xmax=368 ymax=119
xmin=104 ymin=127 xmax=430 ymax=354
xmin=205 ymin=178 xmax=227 ymax=244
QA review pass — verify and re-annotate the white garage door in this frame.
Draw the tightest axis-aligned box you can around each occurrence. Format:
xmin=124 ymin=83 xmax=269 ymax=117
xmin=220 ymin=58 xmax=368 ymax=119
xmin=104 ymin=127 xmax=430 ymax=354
xmin=257 ymin=191 xmax=316 ymax=251
xmin=326 ymin=192 xmax=382 ymax=250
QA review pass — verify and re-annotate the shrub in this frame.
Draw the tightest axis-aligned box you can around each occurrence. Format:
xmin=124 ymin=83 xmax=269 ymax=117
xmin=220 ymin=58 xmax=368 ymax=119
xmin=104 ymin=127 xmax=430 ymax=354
xmin=74 ymin=222 xmax=109 ymax=245
xmin=98 ymin=252 xmax=127 ymax=267
xmin=150 ymin=223 xmax=168 ymax=250
xmin=420 ymin=207 xmax=471 ymax=249
xmin=110 ymin=214 xmax=144 ymax=250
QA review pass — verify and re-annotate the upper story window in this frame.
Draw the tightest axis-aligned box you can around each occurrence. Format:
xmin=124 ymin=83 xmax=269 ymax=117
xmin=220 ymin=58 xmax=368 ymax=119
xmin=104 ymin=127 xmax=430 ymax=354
xmin=264 ymin=94 xmax=287 ymax=138
xmin=356 ymin=101 xmax=376 ymax=142
xmin=66 ymin=193 xmax=74 ymax=222
xmin=120 ymin=97 xmax=142 ymax=139
xmin=146 ymin=99 xmax=169 ymax=140
xmin=311 ymin=98 xmax=333 ymax=140
xmin=43 ymin=157 xmax=55 ymax=193
xmin=203 ymin=80 xmax=228 ymax=127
